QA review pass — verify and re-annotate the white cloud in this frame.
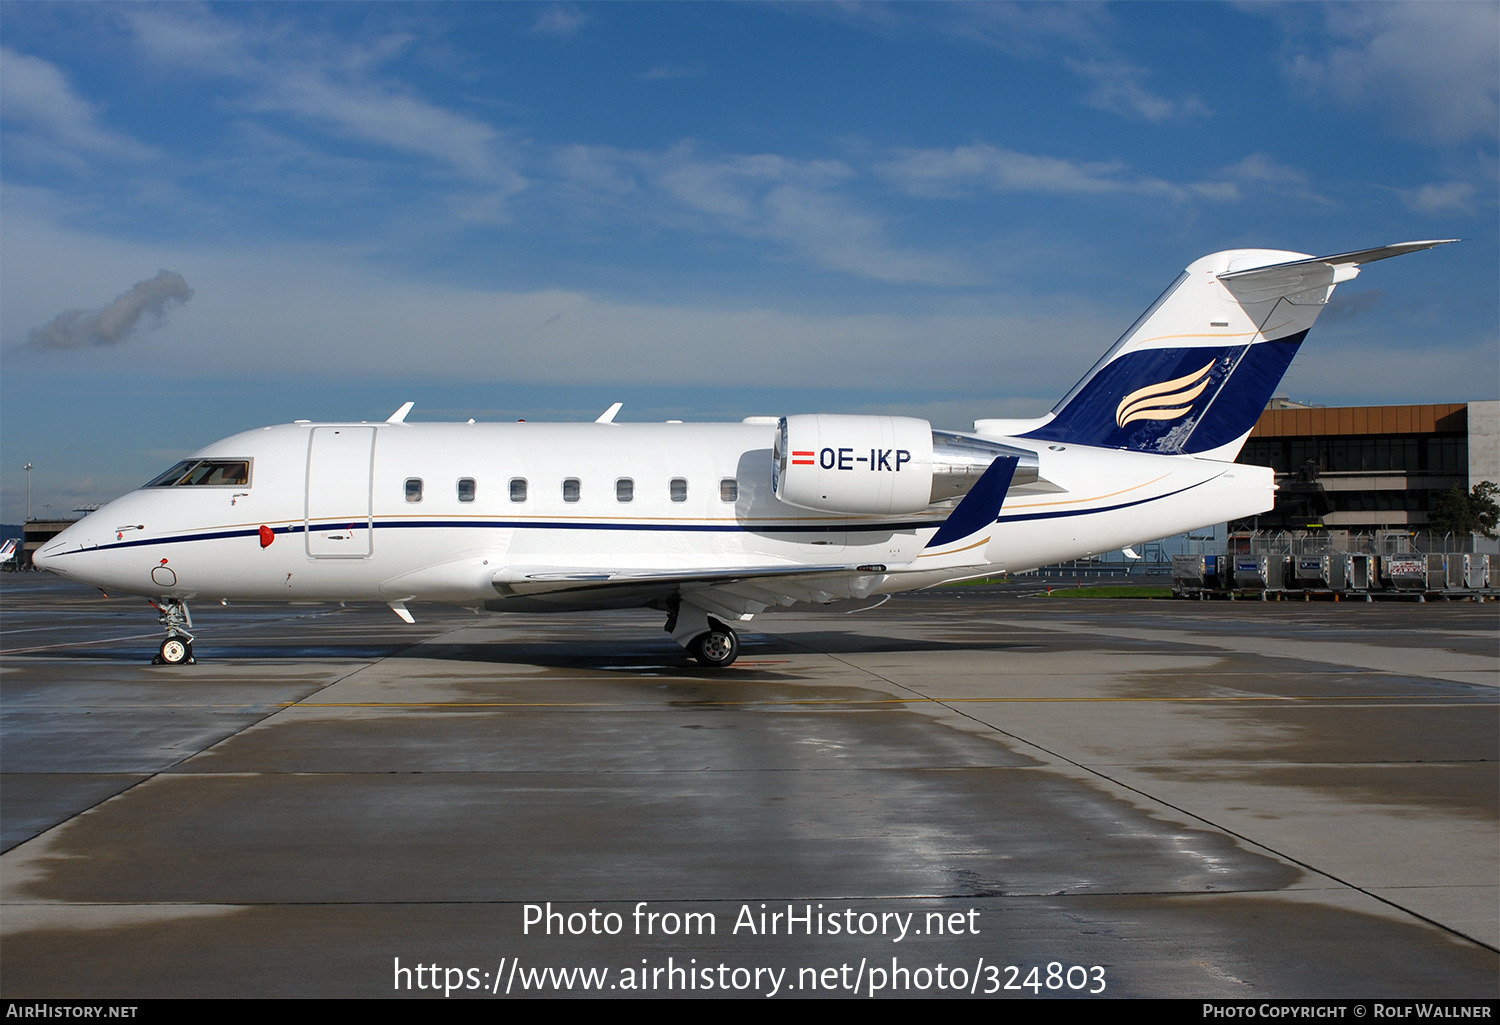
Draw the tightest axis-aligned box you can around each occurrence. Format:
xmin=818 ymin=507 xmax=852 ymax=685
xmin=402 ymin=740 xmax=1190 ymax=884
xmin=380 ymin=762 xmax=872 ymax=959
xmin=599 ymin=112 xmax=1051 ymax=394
xmin=0 ymin=47 xmax=155 ymax=164
xmin=531 ymin=4 xmax=589 ymax=38
xmin=879 ymin=143 xmax=1235 ymax=202
xmin=883 ymin=145 xmax=1125 ymax=197
xmin=0 ymin=210 xmax=1103 ymax=397
xmin=123 ymin=8 xmax=525 ymax=193
xmin=1218 ymin=153 xmax=1332 ymax=206
xmin=554 ymin=144 xmax=639 ymax=196
xmin=930 ymin=3 xmax=1108 ymax=58
xmin=1405 ymin=182 xmax=1478 ymax=215
xmin=4 ymin=210 xmax=1492 ymax=488
xmin=126 ymin=7 xmax=252 ymax=74
xmin=554 ymin=144 xmax=968 ymax=285
xmin=256 ymin=69 xmax=515 ymax=185
xmin=835 ymin=5 xmax=1210 ymax=126
xmin=637 ymin=64 xmax=707 ymax=81
xmin=1068 ymin=59 xmax=1210 ymax=122
xmin=1280 ymin=2 xmax=1499 ymax=144
xmin=180 ymin=270 xmax=1099 ymax=396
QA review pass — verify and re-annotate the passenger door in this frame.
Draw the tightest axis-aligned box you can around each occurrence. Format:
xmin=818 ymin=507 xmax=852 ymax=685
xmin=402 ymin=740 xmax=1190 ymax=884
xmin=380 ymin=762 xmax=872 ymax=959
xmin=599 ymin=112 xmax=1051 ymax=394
xmin=305 ymin=426 xmax=375 ymax=557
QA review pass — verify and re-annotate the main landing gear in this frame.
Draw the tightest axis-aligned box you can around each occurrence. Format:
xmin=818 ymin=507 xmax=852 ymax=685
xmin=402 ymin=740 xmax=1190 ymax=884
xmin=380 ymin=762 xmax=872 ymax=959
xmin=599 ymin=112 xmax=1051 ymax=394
xmin=690 ymin=622 xmax=739 ymax=668
xmin=150 ymin=599 xmax=195 ymax=666
xmin=665 ymin=599 xmax=741 ymax=668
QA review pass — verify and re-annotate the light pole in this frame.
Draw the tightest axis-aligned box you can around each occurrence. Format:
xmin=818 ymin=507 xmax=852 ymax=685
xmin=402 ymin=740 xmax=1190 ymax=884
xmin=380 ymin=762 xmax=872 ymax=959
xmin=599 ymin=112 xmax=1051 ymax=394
xmin=24 ymin=463 xmax=32 ymax=521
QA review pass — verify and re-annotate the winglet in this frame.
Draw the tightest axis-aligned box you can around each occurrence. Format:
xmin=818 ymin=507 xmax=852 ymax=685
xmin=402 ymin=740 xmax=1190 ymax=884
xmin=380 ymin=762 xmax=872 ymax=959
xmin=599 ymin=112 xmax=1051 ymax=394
xmin=386 ymin=401 xmax=415 ymax=424
xmin=595 ymin=402 xmax=623 ymax=424
xmin=925 ymin=456 xmax=1019 ymax=549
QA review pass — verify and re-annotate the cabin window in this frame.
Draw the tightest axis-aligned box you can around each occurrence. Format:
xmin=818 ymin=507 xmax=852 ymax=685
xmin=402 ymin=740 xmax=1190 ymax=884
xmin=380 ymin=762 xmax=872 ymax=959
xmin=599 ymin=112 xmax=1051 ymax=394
xmin=670 ymin=478 xmax=688 ymax=503
xmin=457 ymin=478 xmax=476 ymax=503
xmin=616 ymin=478 xmax=634 ymax=503
xmin=719 ymin=478 xmax=738 ymax=502
xmin=509 ymin=478 xmax=528 ymax=502
xmin=563 ymin=478 xmax=581 ymax=503
xmin=404 ymin=478 xmax=423 ymax=503
xmin=145 ymin=459 xmax=252 ymax=488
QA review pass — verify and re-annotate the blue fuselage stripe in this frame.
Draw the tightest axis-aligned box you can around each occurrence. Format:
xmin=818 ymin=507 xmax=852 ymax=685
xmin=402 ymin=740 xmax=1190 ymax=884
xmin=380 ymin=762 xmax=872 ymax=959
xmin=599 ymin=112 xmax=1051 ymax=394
xmin=50 ymin=476 xmax=1221 ymax=557
xmin=993 ymin=477 xmax=1213 ymax=524
xmin=63 ymin=517 xmax=935 ymax=554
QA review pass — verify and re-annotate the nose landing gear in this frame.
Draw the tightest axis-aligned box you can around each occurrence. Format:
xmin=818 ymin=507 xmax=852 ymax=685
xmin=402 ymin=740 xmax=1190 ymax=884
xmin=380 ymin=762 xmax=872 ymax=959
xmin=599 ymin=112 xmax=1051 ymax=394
xmin=157 ymin=635 xmax=193 ymax=665
xmin=150 ymin=599 xmax=195 ymax=666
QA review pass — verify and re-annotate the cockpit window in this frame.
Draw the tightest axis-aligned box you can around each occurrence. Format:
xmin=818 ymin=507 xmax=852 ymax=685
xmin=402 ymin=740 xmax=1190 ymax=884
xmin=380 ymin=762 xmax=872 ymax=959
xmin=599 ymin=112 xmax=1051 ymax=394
xmin=145 ymin=459 xmax=252 ymax=488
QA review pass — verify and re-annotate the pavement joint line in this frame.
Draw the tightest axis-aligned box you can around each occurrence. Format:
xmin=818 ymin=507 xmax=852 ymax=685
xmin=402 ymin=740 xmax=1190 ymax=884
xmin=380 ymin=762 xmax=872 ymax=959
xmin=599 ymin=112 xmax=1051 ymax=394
xmin=2 ymin=633 xmax=167 ymax=654
xmin=991 ymin=617 xmax=1500 ymax=688
xmin=119 ymin=763 xmax=1492 ymax=776
xmin=0 ymin=618 xmax=479 ymax=857
xmin=274 ymin=694 xmax=1494 ymax=708
xmin=778 ymin=634 xmax=1500 ymax=956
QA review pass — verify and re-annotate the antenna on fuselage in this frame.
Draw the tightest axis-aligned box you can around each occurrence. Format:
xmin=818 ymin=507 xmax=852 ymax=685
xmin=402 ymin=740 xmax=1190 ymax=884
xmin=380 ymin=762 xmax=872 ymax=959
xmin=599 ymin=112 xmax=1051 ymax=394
xmin=595 ymin=402 xmax=623 ymax=424
xmin=386 ymin=401 xmax=415 ymax=424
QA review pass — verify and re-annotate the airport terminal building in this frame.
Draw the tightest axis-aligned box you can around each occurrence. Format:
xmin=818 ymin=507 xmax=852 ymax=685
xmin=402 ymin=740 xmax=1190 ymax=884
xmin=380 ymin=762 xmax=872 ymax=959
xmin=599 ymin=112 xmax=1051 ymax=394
xmin=1233 ymin=399 xmax=1499 ymax=541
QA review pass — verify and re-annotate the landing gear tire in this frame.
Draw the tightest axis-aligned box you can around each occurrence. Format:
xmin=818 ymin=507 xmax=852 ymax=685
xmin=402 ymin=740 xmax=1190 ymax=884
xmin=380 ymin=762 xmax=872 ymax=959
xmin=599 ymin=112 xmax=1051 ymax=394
xmin=150 ymin=599 xmax=195 ymax=665
xmin=690 ymin=623 xmax=739 ymax=668
xmin=156 ymin=636 xmax=193 ymax=666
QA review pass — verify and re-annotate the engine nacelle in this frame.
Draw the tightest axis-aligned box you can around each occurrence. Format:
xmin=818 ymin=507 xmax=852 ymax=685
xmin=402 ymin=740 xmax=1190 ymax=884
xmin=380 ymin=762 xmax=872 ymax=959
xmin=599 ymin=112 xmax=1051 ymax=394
xmin=773 ymin=416 xmax=1043 ymax=515
xmin=774 ymin=414 xmax=935 ymax=515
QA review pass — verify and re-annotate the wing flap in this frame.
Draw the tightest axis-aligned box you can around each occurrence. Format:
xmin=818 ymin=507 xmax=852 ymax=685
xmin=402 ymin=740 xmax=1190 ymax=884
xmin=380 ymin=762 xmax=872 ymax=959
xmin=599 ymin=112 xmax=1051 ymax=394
xmin=492 ymin=561 xmax=887 ymax=597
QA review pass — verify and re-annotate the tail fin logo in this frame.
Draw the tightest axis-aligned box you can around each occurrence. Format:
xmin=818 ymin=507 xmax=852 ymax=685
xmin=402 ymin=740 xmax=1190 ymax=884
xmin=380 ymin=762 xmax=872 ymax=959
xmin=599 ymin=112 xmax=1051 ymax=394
xmin=1114 ymin=359 xmax=1216 ymax=429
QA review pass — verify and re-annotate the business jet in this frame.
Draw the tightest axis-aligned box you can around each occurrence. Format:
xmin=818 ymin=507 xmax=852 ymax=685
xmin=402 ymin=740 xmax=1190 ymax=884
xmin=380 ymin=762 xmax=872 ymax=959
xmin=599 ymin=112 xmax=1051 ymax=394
xmin=33 ymin=241 xmax=1454 ymax=667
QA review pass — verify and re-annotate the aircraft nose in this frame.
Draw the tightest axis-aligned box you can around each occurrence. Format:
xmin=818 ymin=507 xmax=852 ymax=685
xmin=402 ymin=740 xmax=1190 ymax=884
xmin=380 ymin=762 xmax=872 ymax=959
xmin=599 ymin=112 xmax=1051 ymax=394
xmin=31 ymin=522 xmax=85 ymax=576
xmin=31 ymin=533 xmax=66 ymax=572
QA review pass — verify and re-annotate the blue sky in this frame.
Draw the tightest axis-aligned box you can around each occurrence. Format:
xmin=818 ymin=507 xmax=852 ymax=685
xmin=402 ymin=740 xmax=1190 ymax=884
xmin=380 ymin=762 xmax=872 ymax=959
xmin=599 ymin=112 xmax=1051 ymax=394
xmin=2 ymin=1 xmax=1496 ymax=521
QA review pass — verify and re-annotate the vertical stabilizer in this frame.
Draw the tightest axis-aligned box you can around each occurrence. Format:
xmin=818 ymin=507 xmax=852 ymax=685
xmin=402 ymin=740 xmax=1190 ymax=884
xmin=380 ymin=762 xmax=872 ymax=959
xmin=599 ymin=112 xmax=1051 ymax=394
xmin=1018 ymin=241 xmax=1455 ymax=459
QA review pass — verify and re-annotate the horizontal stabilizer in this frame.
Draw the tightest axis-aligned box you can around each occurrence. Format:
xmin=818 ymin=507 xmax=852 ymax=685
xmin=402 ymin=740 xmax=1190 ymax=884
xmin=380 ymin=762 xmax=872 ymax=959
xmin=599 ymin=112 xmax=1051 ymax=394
xmin=1216 ymin=239 xmax=1458 ymax=282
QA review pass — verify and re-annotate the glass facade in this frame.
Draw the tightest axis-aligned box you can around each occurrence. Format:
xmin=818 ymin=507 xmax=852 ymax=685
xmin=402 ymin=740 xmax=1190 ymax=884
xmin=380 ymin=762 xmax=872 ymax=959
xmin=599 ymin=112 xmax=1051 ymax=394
xmin=1239 ymin=434 xmax=1467 ymax=475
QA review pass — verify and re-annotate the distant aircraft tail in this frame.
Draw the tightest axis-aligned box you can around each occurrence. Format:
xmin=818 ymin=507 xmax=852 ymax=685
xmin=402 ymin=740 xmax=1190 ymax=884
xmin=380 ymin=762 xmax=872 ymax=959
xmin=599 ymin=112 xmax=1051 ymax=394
xmin=1013 ymin=241 xmax=1455 ymax=460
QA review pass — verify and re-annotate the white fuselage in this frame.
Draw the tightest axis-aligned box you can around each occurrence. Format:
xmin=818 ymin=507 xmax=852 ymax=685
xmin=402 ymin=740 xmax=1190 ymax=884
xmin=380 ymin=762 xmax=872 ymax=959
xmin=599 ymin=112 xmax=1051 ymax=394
xmin=35 ymin=419 xmax=1272 ymax=610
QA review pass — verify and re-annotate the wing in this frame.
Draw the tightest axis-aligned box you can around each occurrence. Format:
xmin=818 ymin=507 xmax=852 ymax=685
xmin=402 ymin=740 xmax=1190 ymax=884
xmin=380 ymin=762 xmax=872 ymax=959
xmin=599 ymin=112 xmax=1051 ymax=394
xmin=487 ymin=456 xmax=1021 ymax=619
xmin=491 ymin=561 xmax=897 ymax=615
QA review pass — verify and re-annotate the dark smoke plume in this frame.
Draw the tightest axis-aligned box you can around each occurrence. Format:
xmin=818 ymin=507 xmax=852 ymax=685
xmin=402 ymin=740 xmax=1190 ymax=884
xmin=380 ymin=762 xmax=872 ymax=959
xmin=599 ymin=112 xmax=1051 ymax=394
xmin=28 ymin=270 xmax=193 ymax=349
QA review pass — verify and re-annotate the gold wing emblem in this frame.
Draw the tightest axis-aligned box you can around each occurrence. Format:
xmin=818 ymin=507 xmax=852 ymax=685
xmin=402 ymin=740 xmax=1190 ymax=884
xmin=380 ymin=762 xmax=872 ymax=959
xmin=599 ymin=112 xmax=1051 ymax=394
xmin=1115 ymin=360 xmax=1216 ymax=428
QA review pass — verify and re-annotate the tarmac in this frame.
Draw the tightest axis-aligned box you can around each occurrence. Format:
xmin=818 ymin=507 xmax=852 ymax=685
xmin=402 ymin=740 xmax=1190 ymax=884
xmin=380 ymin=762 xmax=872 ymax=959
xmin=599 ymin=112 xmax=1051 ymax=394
xmin=1 ymin=573 xmax=1496 ymax=998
